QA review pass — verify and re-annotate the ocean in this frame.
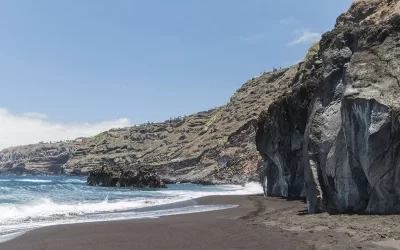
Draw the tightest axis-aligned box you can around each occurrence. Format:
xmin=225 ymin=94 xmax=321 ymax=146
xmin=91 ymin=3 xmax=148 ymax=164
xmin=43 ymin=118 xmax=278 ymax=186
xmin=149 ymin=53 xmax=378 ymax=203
xmin=0 ymin=175 xmax=262 ymax=242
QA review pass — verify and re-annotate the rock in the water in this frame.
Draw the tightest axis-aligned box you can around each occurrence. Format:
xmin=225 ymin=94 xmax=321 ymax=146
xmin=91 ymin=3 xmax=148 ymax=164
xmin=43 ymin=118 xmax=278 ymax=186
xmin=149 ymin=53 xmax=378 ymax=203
xmin=256 ymin=0 xmax=400 ymax=214
xmin=87 ymin=166 xmax=167 ymax=188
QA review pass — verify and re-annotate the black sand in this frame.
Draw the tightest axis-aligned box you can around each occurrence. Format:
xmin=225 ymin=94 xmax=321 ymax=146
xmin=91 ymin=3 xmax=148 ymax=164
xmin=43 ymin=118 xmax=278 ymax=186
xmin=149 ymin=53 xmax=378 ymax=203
xmin=0 ymin=195 xmax=393 ymax=250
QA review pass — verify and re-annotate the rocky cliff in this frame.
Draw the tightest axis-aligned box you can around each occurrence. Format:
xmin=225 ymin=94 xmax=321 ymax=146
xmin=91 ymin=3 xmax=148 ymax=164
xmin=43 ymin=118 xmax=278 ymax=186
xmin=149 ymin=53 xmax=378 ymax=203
xmin=256 ymin=0 xmax=400 ymax=214
xmin=0 ymin=66 xmax=298 ymax=184
xmin=256 ymin=42 xmax=322 ymax=199
xmin=0 ymin=142 xmax=76 ymax=175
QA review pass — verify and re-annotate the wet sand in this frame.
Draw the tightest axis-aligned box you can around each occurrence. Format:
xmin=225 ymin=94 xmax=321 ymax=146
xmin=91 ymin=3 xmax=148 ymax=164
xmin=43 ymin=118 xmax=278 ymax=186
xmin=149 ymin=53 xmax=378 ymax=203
xmin=1 ymin=195 xmax=397 ymax=250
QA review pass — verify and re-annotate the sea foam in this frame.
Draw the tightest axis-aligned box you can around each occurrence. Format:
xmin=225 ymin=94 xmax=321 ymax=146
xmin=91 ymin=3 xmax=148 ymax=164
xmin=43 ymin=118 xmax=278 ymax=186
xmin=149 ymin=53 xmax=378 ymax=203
xmin=0 ymin=176 xmax=263 ymax=241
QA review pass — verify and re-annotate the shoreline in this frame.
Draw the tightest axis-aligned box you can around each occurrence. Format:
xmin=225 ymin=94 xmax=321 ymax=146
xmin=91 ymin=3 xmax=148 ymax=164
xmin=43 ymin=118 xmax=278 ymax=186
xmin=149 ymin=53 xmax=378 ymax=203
xmin=1 ymin=195 xmax=396 ymax=250
xmin=0 ymin=196 xmax=235 ymax=244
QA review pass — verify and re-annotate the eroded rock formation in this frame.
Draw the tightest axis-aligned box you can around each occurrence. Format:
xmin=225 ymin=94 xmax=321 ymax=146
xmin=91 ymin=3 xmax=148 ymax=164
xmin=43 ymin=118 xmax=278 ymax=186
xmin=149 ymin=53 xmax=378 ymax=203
xmin=256 ymin=0 xmax=400 ymax=214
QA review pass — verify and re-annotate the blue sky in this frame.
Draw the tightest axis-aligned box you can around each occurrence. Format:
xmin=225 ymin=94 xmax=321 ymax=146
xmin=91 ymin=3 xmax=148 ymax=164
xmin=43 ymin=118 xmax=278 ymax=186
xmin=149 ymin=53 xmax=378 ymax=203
xmin=0 ymin=0 xmax=352 ymax=148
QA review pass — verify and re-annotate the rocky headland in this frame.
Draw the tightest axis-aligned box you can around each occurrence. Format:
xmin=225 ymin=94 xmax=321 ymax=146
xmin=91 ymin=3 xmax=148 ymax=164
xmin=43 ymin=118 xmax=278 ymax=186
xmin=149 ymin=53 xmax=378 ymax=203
xmin=0 ymin=142 xmax=76 ymax=175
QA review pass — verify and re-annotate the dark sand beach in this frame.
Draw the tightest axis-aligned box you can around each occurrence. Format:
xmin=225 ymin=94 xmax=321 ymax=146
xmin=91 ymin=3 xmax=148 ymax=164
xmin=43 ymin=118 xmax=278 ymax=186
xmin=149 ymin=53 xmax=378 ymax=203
xmin=1 ymin=195 xmax=399 ymax=250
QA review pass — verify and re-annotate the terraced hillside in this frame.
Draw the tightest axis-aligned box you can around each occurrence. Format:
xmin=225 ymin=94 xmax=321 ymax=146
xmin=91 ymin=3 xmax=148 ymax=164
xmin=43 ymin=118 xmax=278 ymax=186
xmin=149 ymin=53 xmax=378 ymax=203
xmin=0 ymin=66 xmax=300 ymax=184
xmin=64 ymin=66 xmax=300 ymax=184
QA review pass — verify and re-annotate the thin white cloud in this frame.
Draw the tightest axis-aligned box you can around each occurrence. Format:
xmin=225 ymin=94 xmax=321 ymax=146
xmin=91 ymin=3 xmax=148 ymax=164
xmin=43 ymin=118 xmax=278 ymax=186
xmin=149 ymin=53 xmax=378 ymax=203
xmin=22 ymin=112 xmax=48 ymax=119
xmin=287 ymin=29 xmax=321 ymax=46
xmin=239 ymin=33 xmax=265 ymax=42
xmin=0 ymin=107 xmax=131 ymax=150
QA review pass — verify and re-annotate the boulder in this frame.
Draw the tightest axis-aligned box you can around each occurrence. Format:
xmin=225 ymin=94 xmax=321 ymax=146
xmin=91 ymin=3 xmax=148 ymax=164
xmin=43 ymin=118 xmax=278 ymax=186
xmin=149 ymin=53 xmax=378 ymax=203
xmin=87 ymin=166 xmax=167 ymax=188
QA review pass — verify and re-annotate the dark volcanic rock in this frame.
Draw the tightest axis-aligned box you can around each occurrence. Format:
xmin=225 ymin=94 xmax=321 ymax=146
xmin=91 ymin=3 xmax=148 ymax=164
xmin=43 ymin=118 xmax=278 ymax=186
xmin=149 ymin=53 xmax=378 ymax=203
xmin=256 ymin=0 xmax=400 ymax=214
xmin=87 ymin=166 xmax=167 ymax=188
xmin=256 ymin=43 xmax=322 ymax=199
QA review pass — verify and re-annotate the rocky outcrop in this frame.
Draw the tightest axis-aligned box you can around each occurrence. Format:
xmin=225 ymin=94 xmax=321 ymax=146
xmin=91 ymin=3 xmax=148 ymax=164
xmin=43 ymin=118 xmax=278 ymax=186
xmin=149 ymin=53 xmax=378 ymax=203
xmin=87 ymin=166 xmax=167 ymax=188
xmin=0 ymin=142 xmax=76 ymax=175
xmin=256 ymin=0 xmax=400 ymax=214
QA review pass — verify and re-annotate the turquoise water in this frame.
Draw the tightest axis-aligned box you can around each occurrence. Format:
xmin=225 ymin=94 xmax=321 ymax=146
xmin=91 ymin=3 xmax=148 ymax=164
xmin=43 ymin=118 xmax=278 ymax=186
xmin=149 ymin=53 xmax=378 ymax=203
xmin=0 ymin=176 xmax=262 ymax=241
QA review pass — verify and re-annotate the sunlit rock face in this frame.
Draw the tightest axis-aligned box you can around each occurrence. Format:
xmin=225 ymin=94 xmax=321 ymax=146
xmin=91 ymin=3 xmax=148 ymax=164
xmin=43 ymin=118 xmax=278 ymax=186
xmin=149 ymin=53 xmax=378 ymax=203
xmin=257 ymin=0 xmax=400 ymax=214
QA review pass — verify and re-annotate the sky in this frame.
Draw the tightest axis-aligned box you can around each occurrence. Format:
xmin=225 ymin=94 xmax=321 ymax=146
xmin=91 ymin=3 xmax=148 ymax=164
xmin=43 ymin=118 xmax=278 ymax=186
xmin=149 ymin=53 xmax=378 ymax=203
xmin=0 ymin=0 xmax=353 ymax=149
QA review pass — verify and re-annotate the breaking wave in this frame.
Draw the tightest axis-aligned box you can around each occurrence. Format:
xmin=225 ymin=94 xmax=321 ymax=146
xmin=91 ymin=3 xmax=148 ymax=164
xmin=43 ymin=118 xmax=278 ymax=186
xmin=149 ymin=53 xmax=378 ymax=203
xmin=0 ymin=176 xmax=262 ymax=242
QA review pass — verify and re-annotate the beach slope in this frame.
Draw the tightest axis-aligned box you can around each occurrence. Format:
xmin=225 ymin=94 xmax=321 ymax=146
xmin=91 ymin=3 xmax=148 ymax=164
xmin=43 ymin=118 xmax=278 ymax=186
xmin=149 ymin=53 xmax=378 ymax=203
xmin=0 ymin=195 xmax=391 ymax=250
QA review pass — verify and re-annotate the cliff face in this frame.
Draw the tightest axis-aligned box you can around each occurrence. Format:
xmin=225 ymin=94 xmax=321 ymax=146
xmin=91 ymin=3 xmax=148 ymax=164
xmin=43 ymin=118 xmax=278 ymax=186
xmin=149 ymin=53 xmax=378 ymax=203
xmin=256 ymin=0 xmax=400 ymax=214
xmin=0 ymin=142 xmax=76 ymax=175
xmin=256 ymin=43 xmax=322 ymax=198
xmin=0 ymin=66 xmax=298 ymax=184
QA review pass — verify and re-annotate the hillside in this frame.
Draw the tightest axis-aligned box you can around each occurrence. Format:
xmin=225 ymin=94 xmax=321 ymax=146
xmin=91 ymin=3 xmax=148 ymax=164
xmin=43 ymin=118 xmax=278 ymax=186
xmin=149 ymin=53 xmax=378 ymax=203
xmin=0 ymin=65 xmax=299 ymax=184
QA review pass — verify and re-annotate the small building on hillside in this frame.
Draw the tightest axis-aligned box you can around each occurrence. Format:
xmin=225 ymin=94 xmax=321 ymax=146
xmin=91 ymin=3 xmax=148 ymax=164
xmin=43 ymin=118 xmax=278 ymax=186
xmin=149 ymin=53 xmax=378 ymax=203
xmin=74 ymin=137 xmax=88 ymax=144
